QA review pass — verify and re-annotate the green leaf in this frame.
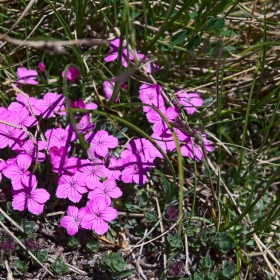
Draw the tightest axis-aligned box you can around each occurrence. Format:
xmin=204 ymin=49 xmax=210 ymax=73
xmin=193 ymin=272 xmax=204 ymax=280
xmin=111 ymin=269 xmax=135 ymax=279
xmin=167 ymin=234 xmax=183 ymax=248
xmin=144 ymin=211 xmax=157 ymax=223
xmin=171 ymin=31 xmax=187 ymax=45
xmin=213 ymin=232 xmax=235 ymax=253
xmin=219 ymin=30 xmax=238 ymax=36
xmin=213 ymin=17 xmax=225 ymax=30
xmin=36 ymin=250 xmax=48 ymax=264
xmin=0 ymin=212 xmax=5 ymax=221
xmin=206 ymin=270 xmax=219 ymax=280
xmin=13 ymin=260 xmax=28 ymax=273
xmin=187 ymin=34 xmax=201 ymax=49
xmin=85 ymin=240 xmax=100 ymax=254
xmin=202 ymin=39 xmax=211 ymax=54
xmin=224 ymin=46 xmax=236 ymax=52
xmin=170 ymin=9 xmax=179 ymax=18
xmin=21 ymin=219 xmax=35 ymax=234
xmin=200 ymin=254 xmax=215 ymax=270
xmin=222 ymin=261 xmax=235 ymax=279
xmin=50 ymin=257 xmax=69 ymax=276
xmin=111 ymin=252 xmax=126 ymax=272
xmin=67 ymin=236 xmax=79 ymax=248
xmin=207 ymin=16 xmax=215 ymax=26
xmin=190 ymin=11 xmax=199 ymax=19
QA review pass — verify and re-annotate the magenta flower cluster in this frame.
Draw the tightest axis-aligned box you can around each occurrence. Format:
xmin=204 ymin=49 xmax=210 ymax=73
xmin=0 ymin=40 xmax=212 ymax=237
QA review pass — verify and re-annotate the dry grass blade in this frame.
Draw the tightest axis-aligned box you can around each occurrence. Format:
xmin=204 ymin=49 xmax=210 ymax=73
xmin=0 ymin=33 xmax=110 ymax=54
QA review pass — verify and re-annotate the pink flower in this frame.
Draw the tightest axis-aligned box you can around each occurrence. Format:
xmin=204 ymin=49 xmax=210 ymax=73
xmin=75 ymin=114 xmax=95 ymax=134
xmin=104 ymin=38 xmax=134 ymax=67
xmin=8 ymin=93 xmax=40 ymax=115
xmin=81 ymin=196 xmax=118 ymax=235
xmin=7 ymin=108 xmax=38 ymax=129
xmin=120 ymin=155 xmax=153 ymax=186
xmin=69 ymin=99 xmax=97 ymax=111
xmin=38 ymin=62 xmax=46 ymax=73
xmin=136 ymin=53 xmax=159 ymax=74
xmin=62 ymin=66 xmax=79 ymax=82
xmin=60 ymin=206 xmax=86 ymax=236
xmin=85 ymin=130 xmax=118 ymax=158
xmin=2 ymin=154 xmax=36 ymax=190
xmin=34 ymin=92 xmax=65 ymax=119
xmin=0 ymin=124 xmax=26 ymax=150
xmin=12 ymin=184 xmax=50 ymax=214
xmin=14 ymin=139 xmax=46 ymax=162
xmin=146 ymin=106 xmax=178 ymax=134
xmin=175 ymin=91 xmax=203 ymax=114
xmin=16 ymin=67 xmax=38 ymax=85
xmin=52 ymin=156 xmax=79 ymax=174
xmin=88 ymin=179 xmax=122 ymax=204
xmin=56 ymin=173 xmax=88 ymax=203
xmin=77 ymin=159 xmax=109 ymax=190
xmin=106 ymin=155 xmax=122 ymax=180
xmin=45 ymin=126 xmax=76 ymax=150
xmin=102 ymin=78 xmax=118 ymax=102
xmin=120 ymin=138 xmax=154 ymax=162
xmin=151 ymin=132 xmax=176 ymax=154
xmin=139 ymin=84 xmax=164 ymax=112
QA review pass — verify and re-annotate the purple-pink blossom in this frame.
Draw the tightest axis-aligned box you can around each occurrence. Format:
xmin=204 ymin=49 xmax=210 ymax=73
xmin=88 ymin=179 xmax=122 ymax=204
xmin=77 ymin=159 xmax=109 ymax=190
xmin=139 ymin=84 xmax=164 ymax=112
xmin=60 ymin=206 xmax=86 ymax=236
xmin=120 ymin=155 xmax=153 ymax=186
xmin=16 ymin=67 xmax=38 ymax=85
xmin=146 ymin=106 xmax=178 ymax=134
xmin=104 ymin=38 xmax=134 ymax=67
xmin=102 ymin=78 xmax=118 ymax=102
xmin=0 ymin=124 xmax=26 ymax=150
xmin=38 ymin=62 xmax=46 ymax=73
xmin=85 ymin=130 xmax=118 ymax=158
xmin=120 ymin=138 xmax=154 ymax=163
xmin=14 ymin=139 xmax=46 ymax=162
xmin=12 ymin=184 xmax=50 ymax=214
xmin=56 ymin=173 xmax=87 ymax=203
xmin=2 ymin=154 xmax=36 ymax=190
xmin=8 ymin=93 xmax=40 ymax=115
xmin=45 ymin=126 xmax=76 ymax=150
xmin=34 ymin=92 xmax=65 ymax=118
xmin=81 ymin=196 xmax=118 ymax=235
xmin=136 ymin=53 xmax=159 ymax=74
xmin=62 ymin=66 xmax=79 ymax=82
xmin=175 ymin=91 xmax=203 ymax=114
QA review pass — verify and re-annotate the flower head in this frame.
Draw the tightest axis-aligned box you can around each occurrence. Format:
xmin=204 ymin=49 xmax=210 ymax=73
xmin=38 ymin=62 xmax=46 ymax=73
xmin=60 ymin=206 xmax=87 ymax=236
xmin=12 ymin=184 xmax=50 ymax=214
xmin=56 ymin=173 xmax=87 ymax=203
xmin=85 ymin=130 xmax=118 ymax=158
xmin=16 ymin=67 xmax=38 ymax=85
xmin=62 ymin=66 xmax=79 ymax=82
xmin=175 ymin=91 xmax=203 ymax=114
xmin=104 ymin=38 xmax=134 ymax=67
xmin=103 ymin=78 xmax=118 ymax=102
xmin=139 ymin=84 xmax=164 ymax=112
xmin=34 ymin=92 xmax=65 ymax=119
xmin=88 ymin=179 xmax=122 ymax=204
xmin=81 ymin=196 xmax=118 ymax=235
